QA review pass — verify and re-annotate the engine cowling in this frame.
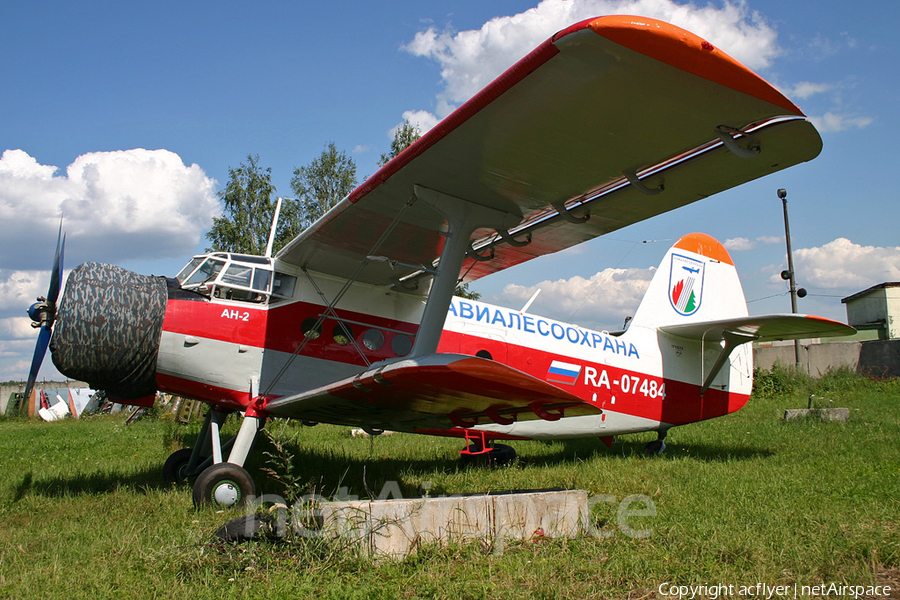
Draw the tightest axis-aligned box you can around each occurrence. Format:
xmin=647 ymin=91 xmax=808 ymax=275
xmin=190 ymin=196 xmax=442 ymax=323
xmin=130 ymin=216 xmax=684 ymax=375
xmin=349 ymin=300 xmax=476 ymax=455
xmin=50 ymin=262 xmax=168 ymax=400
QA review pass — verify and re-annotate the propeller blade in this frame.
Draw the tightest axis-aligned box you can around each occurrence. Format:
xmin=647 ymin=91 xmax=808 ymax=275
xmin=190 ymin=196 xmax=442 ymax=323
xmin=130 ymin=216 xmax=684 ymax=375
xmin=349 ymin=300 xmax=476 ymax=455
xmin=47 ymin=221 xmax=65 ymax=303
xmin=23 ymin=324 xmax=52 ymax=403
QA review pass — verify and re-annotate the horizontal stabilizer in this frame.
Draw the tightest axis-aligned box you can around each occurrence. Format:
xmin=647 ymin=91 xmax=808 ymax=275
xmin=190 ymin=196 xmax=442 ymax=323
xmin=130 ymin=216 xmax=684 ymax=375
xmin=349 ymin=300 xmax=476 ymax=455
xmin=262 ymin=354 xmax=599 ymax=431
xmin=659 ymin=314 xmax=855 ymax=343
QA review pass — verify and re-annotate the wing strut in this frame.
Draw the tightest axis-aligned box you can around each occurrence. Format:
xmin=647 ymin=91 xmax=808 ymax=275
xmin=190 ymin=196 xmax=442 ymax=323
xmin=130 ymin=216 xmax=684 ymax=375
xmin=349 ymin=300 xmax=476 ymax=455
xmin=410 ymin=185 xmax=520 ymax=357
xmin=261 ymin=195 xmax=421 ymax=398
xmin=700 ymin=330 xmax=756 ymax=395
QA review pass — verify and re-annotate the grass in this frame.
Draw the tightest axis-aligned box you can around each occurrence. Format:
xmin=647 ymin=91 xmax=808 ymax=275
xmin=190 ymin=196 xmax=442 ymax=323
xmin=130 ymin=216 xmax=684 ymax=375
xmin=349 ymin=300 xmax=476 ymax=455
xmin=0 ymin=368 xmax=898 ymax=599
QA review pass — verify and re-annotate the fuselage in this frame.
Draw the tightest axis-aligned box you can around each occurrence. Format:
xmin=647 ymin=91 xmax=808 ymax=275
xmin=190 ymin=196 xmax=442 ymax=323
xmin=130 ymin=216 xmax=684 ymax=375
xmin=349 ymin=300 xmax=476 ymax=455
xmin=153 ymin=254 xmax=753 ymax=441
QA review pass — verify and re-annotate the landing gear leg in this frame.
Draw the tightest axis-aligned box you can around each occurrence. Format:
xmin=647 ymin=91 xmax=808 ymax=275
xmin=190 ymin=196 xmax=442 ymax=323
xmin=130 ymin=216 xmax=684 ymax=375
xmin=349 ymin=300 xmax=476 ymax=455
xmin=162 ymin=406 xmax=227 ymax=483
xmin=458 ymin=430 xmax=517 ymax=468
xmin=643 ymin=430 xmax=668 ymax=457
xmin=192 ymin=412 xmax=265 ymax=509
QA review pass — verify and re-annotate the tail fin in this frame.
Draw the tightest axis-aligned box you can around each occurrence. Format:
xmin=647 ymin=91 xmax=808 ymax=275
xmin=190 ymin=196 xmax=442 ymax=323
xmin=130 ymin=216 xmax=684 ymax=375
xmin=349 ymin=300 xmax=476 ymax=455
xmin=631 ymin=233 xmax=854 ymax=397
xmin=631 ymin=233 xmax=747 ymax=329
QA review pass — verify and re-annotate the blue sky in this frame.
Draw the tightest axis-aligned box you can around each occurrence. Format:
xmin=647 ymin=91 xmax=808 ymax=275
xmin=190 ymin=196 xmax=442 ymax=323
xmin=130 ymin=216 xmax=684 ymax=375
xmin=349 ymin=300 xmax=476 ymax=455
xmin=2 ymin=0 xmax=898 ymax=381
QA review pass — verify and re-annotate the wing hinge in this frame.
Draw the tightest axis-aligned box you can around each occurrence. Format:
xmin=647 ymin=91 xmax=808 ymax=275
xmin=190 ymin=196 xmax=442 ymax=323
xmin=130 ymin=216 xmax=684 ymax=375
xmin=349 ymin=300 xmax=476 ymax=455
xmin=623 ymin=169 xmax=664 ymax=195
xmin=551 ymin=200 xmax=590 ymax=224
xmin=448 ymin=400 xmax=586 ymax=427
xmin=715 ymin=125 xmax=760 ymax=158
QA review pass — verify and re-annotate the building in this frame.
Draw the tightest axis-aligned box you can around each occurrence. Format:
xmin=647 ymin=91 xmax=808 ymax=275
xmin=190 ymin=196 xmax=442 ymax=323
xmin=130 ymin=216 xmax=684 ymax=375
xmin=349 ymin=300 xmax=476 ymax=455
xmin=841 ymin=282 xmax=900 ymax=340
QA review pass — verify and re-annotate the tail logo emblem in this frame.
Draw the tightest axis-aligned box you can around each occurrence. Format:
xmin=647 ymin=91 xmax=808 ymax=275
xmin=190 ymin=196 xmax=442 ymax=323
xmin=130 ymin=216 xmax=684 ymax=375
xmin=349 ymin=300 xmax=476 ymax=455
xmin=669 ymin=254 xmax=704 ymax=316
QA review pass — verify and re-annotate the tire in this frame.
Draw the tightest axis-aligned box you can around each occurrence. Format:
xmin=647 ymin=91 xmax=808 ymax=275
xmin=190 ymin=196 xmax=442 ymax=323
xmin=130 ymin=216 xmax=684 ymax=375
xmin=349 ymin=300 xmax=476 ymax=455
xmin=459 ymin=443 xmax=517 ymax=468
xmin=488 ymin=443 xmax=517 ymax=467
xmin=192 ymin=463 xmax=256 ymax=509
xmin=643 ymin=439 xmax=666 ymax=457
xmin=162 ymin=448 xmax=195 ymax=483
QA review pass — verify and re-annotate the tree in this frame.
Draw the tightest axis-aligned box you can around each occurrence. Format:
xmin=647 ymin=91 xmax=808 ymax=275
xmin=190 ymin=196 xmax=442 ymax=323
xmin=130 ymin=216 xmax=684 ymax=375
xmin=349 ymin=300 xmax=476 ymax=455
xmin=379 ymin=120 xmax=480 ymax=301
xmin=378 ymin=120 xmax=422 ymax=166
xmin=289 ymin=142 xmax=358 ymax=233
xmin=206 ymin=155 xmax=278 ymax=255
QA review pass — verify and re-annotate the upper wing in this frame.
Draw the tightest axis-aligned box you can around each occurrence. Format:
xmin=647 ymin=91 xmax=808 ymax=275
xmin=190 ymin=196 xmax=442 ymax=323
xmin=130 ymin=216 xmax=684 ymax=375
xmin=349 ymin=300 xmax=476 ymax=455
xmin=276 ymin=15 xmax=821 ymax=289
xmin=261 ymin=353 xmax=599 ymax=432
xmin=659 ymin=314 xmax=856 ymax=343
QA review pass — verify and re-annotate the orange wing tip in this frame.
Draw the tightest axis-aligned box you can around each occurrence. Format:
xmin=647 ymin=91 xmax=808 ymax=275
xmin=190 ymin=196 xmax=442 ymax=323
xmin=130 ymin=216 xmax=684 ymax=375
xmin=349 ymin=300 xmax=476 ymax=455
xmin=674 ymin=232 xmax=734 ymax=265
xmin=556 ymin=15 xmax=803 ymax=116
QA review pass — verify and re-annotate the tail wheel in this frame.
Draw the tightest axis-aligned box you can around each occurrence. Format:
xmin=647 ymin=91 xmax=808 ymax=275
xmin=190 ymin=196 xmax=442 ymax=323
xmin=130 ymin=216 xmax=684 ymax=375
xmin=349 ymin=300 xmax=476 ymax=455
xmin=162 ymin=448 xmax=195 ymax=483
xmin=192 ymin=463 xmax=255 ymax=509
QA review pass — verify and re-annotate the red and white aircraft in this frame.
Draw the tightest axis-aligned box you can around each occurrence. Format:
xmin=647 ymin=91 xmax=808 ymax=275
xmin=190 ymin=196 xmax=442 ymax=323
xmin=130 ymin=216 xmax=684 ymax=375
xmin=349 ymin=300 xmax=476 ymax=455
xmin=26 ymin=16 xmax=853 ymax=507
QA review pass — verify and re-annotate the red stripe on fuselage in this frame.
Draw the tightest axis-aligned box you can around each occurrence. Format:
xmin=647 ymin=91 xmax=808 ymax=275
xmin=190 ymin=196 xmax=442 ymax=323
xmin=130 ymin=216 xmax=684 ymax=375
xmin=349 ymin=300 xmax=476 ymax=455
xmin=156 ymin=372 xmax=255 ymax=410
xmin=159 ymin=300 xmax=748 ymax=425
xmin=162 ymin=298 xmax=419 ymax=366
xmin=436 ymin=330 xmax=748 ymax=426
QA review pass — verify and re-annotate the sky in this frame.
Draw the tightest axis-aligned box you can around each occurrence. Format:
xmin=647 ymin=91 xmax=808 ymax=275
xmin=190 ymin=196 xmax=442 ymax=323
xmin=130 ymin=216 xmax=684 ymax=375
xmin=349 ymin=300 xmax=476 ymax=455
xmin=2 ymin=0 xmax=898 ymax=382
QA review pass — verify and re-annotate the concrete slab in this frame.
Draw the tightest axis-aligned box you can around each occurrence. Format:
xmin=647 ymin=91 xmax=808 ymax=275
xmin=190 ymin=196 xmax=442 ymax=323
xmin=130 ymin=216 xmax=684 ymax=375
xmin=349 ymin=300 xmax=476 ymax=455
xmin=300 ymin=489 xmax=589 ymax=559
xmin=783 ymin=407 xmax=850 ymax=422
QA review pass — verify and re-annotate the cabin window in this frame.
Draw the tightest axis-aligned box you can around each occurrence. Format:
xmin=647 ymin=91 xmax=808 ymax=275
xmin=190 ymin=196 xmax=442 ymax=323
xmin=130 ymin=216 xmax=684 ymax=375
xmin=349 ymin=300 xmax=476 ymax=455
xmin=392 ymin=334 xmax=412 ymax=357
xmin=332 ymin=323 xmax=353 ymax=346
xmin=363 ymin=329 xmax=384 ymax=351
xmin=301 ymin=318 xmax=322 ymax=339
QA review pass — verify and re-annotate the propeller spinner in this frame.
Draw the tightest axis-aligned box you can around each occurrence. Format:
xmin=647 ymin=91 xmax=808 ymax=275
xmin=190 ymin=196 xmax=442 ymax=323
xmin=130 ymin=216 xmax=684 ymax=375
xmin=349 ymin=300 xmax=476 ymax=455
xmin=24 ymin=221 xmax=65 ymax=403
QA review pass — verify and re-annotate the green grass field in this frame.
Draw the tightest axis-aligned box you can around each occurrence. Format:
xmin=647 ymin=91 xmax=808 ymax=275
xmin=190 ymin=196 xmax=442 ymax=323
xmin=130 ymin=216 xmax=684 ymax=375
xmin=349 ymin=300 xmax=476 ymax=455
xmin=1 ymin=369 xmax=898 ymax=599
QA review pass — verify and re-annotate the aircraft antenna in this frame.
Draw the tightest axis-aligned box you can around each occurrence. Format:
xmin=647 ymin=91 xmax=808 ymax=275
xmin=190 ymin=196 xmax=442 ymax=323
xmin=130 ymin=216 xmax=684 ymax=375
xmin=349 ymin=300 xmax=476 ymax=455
xmin=520 ymin=289 xmax=541 ymax=313
xmin=264 ymin=197 xmax=284 ymax=258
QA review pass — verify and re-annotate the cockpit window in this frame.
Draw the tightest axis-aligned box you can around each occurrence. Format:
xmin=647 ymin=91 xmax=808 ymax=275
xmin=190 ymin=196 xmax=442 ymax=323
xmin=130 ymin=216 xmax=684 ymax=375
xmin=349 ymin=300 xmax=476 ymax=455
xmin=176 ymin=257 xmax=205 ymax=283
xmin=252 ymin=269 xmax=272 ymax=292
xmin=272 ymin=272 xmax=296 ymax=298
xmin=221 ymin=264 xmax=253 ymax=288
xmin=176 ymin=253 xmax=283 ymax=304
xmin=184 ymin=258 xmax=225 ymax=286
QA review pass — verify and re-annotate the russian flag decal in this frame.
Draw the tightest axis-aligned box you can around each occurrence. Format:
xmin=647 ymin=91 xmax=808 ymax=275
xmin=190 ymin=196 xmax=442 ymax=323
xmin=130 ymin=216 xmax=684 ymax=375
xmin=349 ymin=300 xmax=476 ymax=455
xmin=547 ymin=360 xmax=581 ymax=385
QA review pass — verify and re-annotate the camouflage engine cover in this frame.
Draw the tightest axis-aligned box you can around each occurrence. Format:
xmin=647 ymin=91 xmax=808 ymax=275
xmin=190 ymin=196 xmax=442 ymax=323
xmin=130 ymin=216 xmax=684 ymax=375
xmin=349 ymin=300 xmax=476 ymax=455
xmin=50 ymin=262 xmax=168 ymax=399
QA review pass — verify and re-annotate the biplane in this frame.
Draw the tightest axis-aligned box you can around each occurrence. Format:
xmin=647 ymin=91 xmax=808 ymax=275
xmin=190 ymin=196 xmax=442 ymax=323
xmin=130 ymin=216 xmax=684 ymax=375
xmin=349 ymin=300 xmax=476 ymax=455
xmin=25 ymin=16 xmax=854 ymax=507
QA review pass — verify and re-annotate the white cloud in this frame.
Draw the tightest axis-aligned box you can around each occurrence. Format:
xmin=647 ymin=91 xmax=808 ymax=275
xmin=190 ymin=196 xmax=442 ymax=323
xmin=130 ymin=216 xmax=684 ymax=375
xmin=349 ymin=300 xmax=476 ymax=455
xmin=809 ymin=112 xmax=874 ymax=132
xmin=757 ymin=235 xmax=783 ymax=245
xmin=787 ymin=81 xmax=833 ymax=99
xmin=491 ymin=266 xmax=655 ymax=330
xmin=0 ymin=148 xmax=219 ymax=270
xmin=791 ymin=238 xmax=900 ymax=289
xmin=0 ymin=317 xmax=38 ymax=340
xmin=0 ymin=270 xmax=50 ymax=317
xmin=725 ymin=237 xmax=757 ymax=251
xmin=0 ymin=356 xmax=31 ymax=380
xmin=404 ymin=0 xmax=780 ymax=122
xmin=396 ymin=110 xmax=443 ymax=135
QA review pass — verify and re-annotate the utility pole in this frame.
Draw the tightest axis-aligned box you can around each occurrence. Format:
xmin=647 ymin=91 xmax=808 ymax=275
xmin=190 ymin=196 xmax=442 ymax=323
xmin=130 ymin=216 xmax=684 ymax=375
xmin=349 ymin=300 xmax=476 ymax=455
xmin=778 ymin=188 xmax=803 ymax=371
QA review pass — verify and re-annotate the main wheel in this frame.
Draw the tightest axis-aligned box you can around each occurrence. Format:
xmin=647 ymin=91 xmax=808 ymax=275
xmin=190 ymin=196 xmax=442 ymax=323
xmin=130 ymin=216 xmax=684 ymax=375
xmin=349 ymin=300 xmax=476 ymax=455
xmin=488 ymin=443 xmax=517 ymax=467
xmin=162 ymin=448 xmax=195 ymax=483
xmin=643 ymin=439 xmax=667 ymax=457
xmin=192 ymin=463 xmax=256 ymax=509
xmin=459 ymin=443 xmax=517 ymax=468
